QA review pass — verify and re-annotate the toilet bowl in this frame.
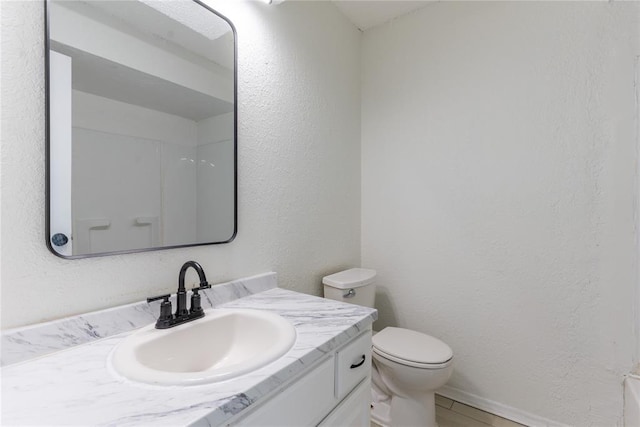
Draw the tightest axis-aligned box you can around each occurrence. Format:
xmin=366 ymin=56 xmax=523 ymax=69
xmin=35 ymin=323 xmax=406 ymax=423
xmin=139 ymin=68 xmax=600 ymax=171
xmin=371 ymin=327 xmax=453 ymax=427
xmin=322 ymin=268 xmax=454 ymax=427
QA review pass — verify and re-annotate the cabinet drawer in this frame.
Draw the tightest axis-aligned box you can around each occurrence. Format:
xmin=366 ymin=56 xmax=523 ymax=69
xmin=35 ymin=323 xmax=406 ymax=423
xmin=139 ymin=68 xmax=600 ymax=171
xmin=335 ymin=331 xmax=372 ymax=400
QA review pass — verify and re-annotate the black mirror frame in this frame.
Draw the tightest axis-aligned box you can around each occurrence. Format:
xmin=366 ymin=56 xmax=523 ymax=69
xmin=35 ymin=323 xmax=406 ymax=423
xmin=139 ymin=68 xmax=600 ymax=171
xmin=44 ymin=0 xmax=238 ymax=259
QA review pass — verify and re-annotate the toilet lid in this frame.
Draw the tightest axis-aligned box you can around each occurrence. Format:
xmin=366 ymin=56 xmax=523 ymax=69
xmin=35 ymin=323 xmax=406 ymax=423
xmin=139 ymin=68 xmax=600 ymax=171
xmin=372 ymin=327 xmax=453 ymax=365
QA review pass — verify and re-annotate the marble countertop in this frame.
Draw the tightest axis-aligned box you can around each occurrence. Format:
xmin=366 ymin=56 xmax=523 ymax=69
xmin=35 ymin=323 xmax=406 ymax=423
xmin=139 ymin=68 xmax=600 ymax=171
xmin=1 ymin=275 xmax=377 ymax=426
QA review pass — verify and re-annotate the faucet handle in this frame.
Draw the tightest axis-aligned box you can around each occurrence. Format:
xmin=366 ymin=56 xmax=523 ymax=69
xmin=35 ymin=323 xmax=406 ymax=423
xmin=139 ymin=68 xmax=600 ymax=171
xmin=189 ymin=284 xmax=210 ymax=315
xmin=147 ymin=294 xmax=173 ymax=328
xmin=195 ymin=282 xmax=211 ymax=291
xmin=147 ymin=294 xmax=171 ymax=303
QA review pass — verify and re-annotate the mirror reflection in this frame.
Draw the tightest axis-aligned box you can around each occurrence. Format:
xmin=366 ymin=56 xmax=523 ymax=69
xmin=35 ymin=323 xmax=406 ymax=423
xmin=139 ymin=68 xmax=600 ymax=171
xmin=47 ymin=0 xmax=236 ymax=258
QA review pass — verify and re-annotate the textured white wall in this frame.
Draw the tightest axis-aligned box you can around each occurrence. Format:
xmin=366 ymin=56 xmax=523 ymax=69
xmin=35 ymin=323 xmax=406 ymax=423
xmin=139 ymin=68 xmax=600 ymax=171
xmin=361 ymin=2 xmax=639 ymax=425
xmin=0 ymin=0 xmax=361 ymax=328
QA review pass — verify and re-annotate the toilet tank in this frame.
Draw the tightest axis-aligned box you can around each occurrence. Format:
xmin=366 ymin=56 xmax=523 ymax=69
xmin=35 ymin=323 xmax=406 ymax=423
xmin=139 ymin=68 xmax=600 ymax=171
xmin=322 ymin=268 xmax=376 ymax=308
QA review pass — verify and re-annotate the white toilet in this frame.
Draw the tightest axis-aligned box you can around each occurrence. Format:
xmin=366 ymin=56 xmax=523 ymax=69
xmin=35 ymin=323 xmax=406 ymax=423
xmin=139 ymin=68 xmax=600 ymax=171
xmin=323 ymin=268 xmax=453 ymax=427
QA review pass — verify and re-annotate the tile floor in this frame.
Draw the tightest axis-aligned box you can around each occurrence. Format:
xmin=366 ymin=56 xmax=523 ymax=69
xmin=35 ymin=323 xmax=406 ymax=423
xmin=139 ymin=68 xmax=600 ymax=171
xmin=372 ymin=394 xmax=526 ymax=427
xmin=435 ymin=395 xmax=526 ymax=427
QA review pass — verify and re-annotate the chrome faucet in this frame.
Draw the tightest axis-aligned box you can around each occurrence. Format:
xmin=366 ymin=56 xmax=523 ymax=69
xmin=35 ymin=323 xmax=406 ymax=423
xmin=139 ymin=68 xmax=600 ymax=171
xmin=147 ymin=261 xmax=212 ymax=329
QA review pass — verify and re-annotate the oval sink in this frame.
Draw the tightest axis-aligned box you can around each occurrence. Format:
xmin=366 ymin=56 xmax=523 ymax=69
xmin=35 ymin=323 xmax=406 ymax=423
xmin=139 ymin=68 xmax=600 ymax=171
xmin=111 ymin=308 xmax=296 ymax=386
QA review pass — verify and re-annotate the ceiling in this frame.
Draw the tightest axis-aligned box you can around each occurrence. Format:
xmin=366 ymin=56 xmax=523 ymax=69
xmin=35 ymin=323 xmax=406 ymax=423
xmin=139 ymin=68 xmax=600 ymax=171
xmin=331 ymin=1 xmax=435 ymax=31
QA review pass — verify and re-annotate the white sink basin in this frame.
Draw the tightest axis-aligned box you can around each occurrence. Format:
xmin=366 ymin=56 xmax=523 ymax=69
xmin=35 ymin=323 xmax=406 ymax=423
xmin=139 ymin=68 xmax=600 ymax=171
xmin=111 ymin=308 xmax=296 ymax=386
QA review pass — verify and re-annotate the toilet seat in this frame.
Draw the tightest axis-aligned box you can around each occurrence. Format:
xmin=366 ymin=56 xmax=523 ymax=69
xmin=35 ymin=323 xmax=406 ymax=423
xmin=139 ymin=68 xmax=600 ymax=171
xmin=372 ymin=327 xmax=453 ymax=369
xmin=373 ymin=347 xmax=452 ymax=369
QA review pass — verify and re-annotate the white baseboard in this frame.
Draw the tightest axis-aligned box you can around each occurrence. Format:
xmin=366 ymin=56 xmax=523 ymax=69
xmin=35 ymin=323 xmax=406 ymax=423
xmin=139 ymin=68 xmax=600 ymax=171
xmin=438 ymin=385 xmax=570 ymax=427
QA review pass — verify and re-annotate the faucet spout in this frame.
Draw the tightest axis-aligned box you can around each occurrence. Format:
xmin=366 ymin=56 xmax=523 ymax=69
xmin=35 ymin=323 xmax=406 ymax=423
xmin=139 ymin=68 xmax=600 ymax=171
xmin=176 ymin=261 xmax=209 ymax=317
xmin=178 ymin=261 xmax=208 ymax=290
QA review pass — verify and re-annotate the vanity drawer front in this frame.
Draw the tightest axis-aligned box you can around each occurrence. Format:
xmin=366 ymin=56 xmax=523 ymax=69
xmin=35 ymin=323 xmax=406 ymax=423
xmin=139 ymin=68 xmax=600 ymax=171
xmin=232 ymin=356 xmax=336 ymax=426
xmin=335 ymin=331 xmax=372 ymax=400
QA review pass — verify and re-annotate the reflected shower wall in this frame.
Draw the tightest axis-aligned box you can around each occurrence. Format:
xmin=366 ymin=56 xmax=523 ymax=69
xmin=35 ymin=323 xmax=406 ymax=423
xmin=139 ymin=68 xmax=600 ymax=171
xmin=69 ymin=90 xmax=232 ymax=255
xmin=72 ymin=128 xmax=198 ymax=253
xmin=196 ymin=139 xmax=234 ymax=242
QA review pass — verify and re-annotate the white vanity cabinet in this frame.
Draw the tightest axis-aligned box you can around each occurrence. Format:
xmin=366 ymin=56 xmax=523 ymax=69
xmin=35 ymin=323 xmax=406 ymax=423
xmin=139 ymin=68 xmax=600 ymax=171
xmin=229 ymin=329 xmax=372 ymax=427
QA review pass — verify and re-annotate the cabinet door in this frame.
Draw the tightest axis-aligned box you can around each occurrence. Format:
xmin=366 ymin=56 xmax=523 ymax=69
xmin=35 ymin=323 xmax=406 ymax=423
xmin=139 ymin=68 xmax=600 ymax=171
xmin=319 ymin=377 xmax=371 ymax=427
xmin=232 ymin=356 xmax=336 ymax=426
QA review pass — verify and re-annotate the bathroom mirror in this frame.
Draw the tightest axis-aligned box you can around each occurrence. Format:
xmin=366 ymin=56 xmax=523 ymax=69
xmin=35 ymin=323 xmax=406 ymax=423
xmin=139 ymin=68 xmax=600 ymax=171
xmin=45 ymin=0 xmax=237 ymax=258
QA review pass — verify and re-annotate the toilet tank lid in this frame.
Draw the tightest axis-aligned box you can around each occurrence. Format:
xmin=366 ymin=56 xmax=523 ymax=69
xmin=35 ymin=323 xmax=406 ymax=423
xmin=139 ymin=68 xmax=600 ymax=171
xmin=322 ymin=268 xmax=376 ymax=289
